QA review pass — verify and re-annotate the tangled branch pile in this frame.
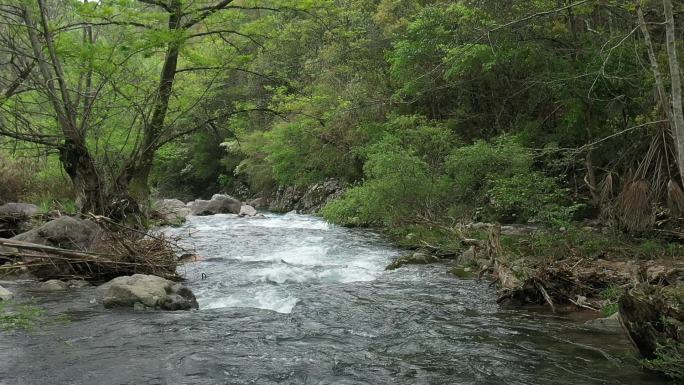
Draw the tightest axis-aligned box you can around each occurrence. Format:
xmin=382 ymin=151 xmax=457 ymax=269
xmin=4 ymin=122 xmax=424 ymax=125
xmin=0 ymin=216 xmax=181 ymax=282
xmin=496 ymin=258 xmax=683 ymax=311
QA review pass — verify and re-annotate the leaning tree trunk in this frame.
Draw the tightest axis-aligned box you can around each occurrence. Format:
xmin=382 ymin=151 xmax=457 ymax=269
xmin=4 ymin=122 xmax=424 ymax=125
xmin=122 ymin=4 xmax=182 ymax=207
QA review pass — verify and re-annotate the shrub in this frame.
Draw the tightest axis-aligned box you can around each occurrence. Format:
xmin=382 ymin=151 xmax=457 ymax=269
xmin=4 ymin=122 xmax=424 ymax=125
xmin=488 ymin=172 xmax=577 ymax=226
xmin=322 ymin=117 xmax=457 ymax=227
xmin=446 ymin=138 xmax=575 ymax=225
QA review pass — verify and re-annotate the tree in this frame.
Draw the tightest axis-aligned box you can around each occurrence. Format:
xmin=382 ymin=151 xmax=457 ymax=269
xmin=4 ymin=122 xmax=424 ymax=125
xmin=0 ymin=0 xmax=292 ymax=219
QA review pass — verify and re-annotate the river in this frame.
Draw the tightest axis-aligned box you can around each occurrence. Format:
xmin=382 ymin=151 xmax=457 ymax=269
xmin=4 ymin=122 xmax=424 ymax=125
xmin=0 ymin=213 xmax=666 ymax=384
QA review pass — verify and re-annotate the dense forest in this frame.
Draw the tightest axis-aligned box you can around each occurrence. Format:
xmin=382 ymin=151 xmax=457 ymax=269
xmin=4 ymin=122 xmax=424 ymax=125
xmin=1 ymin=0 xmax=684 ymax=382
xmin=0 ymin=0 xmax=683 ymax=228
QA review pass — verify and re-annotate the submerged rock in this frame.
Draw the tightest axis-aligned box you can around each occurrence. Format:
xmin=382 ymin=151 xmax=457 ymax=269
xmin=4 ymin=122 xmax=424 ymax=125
xmin=97 ymin=274 xmax=198 ymax=311
xmin=66 ymin=279 xmax=91 ymax=288
xmin=386 ymin=252 xmax=441 ymax=270
xmin=191 ymin=194 xmax=241 ymax=216
xmin=38 ymin=279 xmax=69 ymax=291
xmin=584 ymin=312 xmax=622 ymax=331
xmin=449 ymin=266 xmax=475 ymax=279
xmin=152 ymin=199 xmax=191 ymax=226
xmin=0 ymin=285 xmax=13 ymax=301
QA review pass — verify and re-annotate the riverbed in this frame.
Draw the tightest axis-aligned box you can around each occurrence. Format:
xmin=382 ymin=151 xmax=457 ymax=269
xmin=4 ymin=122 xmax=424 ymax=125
xmin=0 ymin=213 xmax=665 ymax=384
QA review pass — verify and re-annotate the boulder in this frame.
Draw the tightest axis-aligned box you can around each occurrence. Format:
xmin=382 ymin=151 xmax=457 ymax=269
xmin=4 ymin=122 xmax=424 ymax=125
xmin=0 ymin=203 xmax=40 ymax=238
xmin=247 ymin=197 xmax=267 ymax=209
xmin=0 ymin=285 xmax=13 ymax=301
xmin=0 ymin=203 xmax=39 ymax=218
xmin=97 ymin=274 xmax=198 ymax=311
xmin=266 ymin=179 xmax=346 ymax=213
xmin=12 ymin=216 xmax=100 ymax=251
xmin=9 ymin=216 xmax=104 ymax=279
xmin=191 ymin=194 xmax=241 ymax=216
xmin=297 ymin=179 xmax=346 ymax=213
xmin=238 ymin=205 xmax=257 ymax=217
xmin=38 ymin=279 xmax=69 ymax=291
xmin=152 ymin=199 xmax=191 ymax=225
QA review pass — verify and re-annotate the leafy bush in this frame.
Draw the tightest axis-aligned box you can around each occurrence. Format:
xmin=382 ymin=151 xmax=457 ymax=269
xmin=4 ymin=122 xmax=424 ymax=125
xmin=322 ymin=116 xmax=457 ymax=227
xmin=446 ymin=138 xmax=575 ymax=225
xmin=488 ymin=172 xmax=577 ymax=226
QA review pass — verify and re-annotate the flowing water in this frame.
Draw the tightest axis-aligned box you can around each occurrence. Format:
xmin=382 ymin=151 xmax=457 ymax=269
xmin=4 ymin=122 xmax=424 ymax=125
xmin=0 ymin=214 xmax=666 ymax=385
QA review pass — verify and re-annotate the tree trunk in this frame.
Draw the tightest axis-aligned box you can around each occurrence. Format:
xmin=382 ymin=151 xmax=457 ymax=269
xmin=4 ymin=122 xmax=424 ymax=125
xmin=638 ymin=6 xmax=674 ymax=124
xmin=24 ymin=3 xmax=105 ymax=214
xmin=663 ymin=0 xmax=684 ymax=180
xmin=59 ymin=140 xmax=104 ymax=214
xmin=122 ymin=3 xmax=182 ymax=205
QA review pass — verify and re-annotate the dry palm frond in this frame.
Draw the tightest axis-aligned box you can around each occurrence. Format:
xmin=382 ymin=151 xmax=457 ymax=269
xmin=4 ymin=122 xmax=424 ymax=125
xmin=615 ymin=179 xmax=655 ymax=233
xmin=667 ymin=179 xmax=684 ymax=216
xmin=598 ymin=173 xmax=615 ymax=224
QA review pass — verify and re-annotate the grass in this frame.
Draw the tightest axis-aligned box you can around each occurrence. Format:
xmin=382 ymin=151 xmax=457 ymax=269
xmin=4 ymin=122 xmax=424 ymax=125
xmin=599 ymin=284 xmax=622 ymax=316
xmin=0 ymin=301 xmax=45 ymax=332
xmin=0 ymin=301 xmax=70 ymax=332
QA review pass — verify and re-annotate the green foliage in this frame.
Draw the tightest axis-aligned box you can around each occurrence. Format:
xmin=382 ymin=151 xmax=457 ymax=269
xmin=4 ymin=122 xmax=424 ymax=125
xmin=322 ymin=116 xmax=457 ymax=227
xmin=447 ymin=138 xmax=575 ymax=225
xmin=488 ymin=172 xmax=578 ymax=226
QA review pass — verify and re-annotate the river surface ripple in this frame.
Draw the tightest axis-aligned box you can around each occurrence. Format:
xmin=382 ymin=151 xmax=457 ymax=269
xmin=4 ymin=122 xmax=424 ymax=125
xmin=0 ymin=213 xmax=665 ymax=384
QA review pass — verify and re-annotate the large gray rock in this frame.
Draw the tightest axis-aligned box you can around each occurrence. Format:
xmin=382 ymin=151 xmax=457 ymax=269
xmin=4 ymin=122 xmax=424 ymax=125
xmin=191 ymin=194 xmax=241 ymax=216
xmin=152 ymin=199 xmax=191 ymax=225
xmin=0 ymin=203 xmax=39 ymax=218
xmin=12 ymin=216 xmax=100 ymax=251
xmin=0 ymin=203 xmax=40 ymax=237
xmin=298 ymin=179 xmax=346 ymax=213
xmin=247 ymin=197 xmax=267 ymax=209
xmin=238 ymin=205 xmax=257 ymax=217
xmin=0 ymin=285 xmax=13 ymax=301
xmin=97 ymin=274 xmax=198 ymax=311
xmin=10 ymin=216 xmax=104 ymax=279
xmin=267 ymin=179 xmax=346 ymax=213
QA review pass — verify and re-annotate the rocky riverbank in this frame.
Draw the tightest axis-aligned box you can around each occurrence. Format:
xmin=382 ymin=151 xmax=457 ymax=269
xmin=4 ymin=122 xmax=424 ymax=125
xmin=380 ymin=221 xmax=684 ymax=381
xmin=0 ymin=192 xmax=275 ymax=314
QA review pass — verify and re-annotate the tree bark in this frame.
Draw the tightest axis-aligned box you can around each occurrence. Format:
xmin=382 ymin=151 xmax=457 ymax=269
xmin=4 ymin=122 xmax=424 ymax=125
xmin=120 ymin=0 xmax=183 ymax=205
xmin=638 ymin=6 xmax=674 ymax=125
xmin=663 ymin=0 xmax=684 ymax=180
